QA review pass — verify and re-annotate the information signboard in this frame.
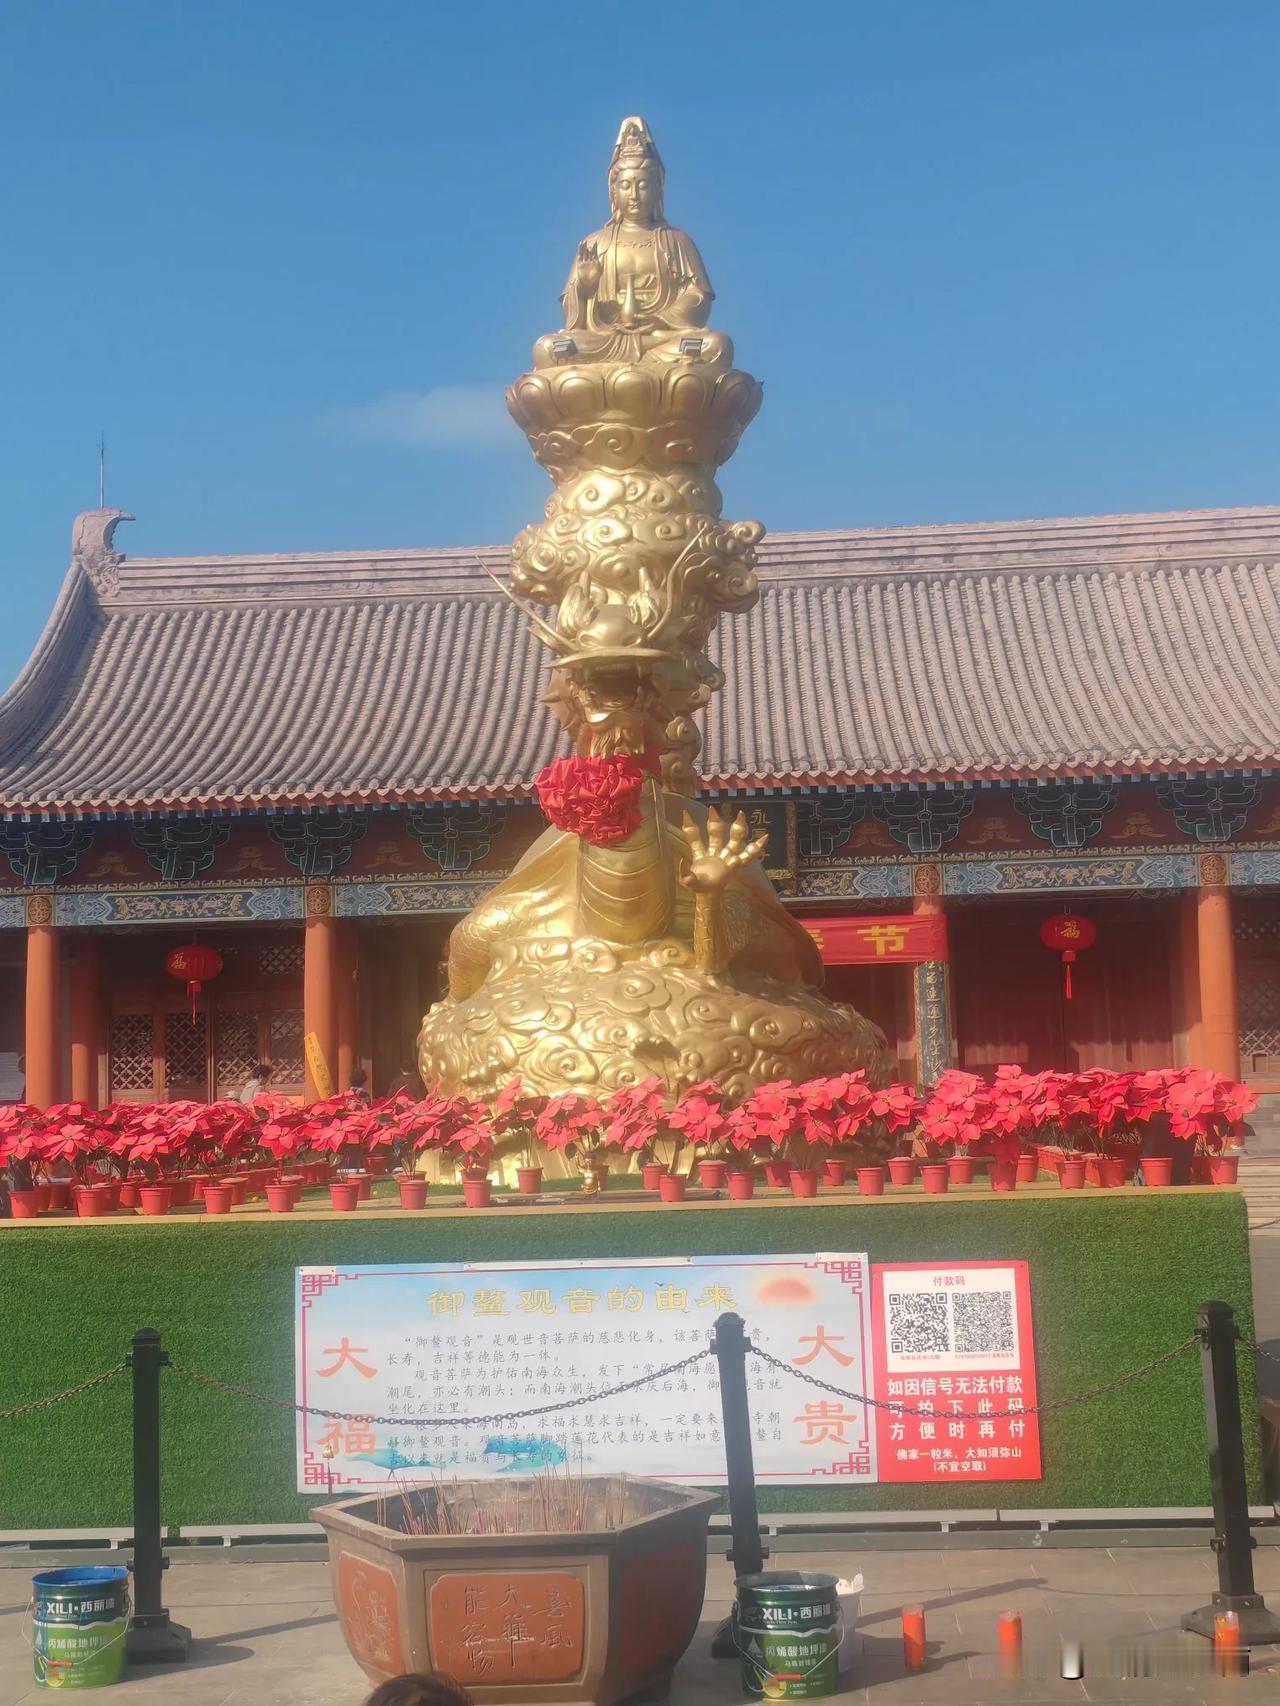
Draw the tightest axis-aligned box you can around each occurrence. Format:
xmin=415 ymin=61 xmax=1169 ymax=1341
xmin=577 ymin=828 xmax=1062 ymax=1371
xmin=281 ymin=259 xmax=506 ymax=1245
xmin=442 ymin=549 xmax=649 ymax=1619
xmin=296 ymin=1255 xmax=876 ymax=1493
xmin=295 ymin=1252 xmax=1040 ymax=1494
xmin=870 ymin=1260 xmax=1041 ymax=1481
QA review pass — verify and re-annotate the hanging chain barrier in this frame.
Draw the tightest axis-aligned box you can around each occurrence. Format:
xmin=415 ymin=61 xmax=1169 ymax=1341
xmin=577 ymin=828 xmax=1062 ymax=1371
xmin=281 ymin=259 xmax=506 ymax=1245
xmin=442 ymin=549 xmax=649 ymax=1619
xmin=165 ymin=1348 xmax=715 ymax=1430
xmin=1242 ymin=1332 xmax=1280 ymax=1368
xmin=2 ymin=1326 xmax=1214 ymax=1432
xmin=0 ymin=1362 xmax=127 ymax=1423
xmin=747 ymin=1334 xmax=1202 ymax=1421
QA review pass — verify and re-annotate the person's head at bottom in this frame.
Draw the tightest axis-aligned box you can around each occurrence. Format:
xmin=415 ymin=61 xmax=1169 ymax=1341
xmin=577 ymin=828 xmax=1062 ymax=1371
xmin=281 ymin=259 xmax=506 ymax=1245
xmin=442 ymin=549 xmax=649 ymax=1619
xmin=365 ymin=1676 xmax=472 ymax=1706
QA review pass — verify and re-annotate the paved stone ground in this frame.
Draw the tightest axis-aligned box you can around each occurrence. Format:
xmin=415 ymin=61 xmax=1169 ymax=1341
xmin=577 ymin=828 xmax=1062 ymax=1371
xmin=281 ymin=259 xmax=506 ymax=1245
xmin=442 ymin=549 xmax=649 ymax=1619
xmin=2 ymin=1546 xmax=1279 ymax=1706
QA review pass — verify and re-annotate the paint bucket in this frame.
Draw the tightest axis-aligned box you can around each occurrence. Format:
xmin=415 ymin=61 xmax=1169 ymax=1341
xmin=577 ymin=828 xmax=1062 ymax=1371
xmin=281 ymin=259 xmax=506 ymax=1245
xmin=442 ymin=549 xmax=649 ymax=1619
xmin=30 ymin=1565 xmax=129 ymax=1688
xmin=736 ymin=1570 xmax=841 ymax=1699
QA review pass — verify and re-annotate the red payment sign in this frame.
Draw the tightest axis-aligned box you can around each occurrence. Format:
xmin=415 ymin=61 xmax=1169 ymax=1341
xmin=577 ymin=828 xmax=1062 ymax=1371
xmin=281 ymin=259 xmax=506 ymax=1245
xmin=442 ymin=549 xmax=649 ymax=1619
xmin=870 ymin=1261 xmax=1041 ymax=1482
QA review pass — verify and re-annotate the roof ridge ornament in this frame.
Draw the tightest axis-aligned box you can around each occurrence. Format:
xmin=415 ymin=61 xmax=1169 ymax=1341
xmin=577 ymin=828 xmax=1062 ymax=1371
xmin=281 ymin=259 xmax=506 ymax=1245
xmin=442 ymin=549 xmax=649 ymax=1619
xmin=71 ymin=508 xmax=134 ymax=597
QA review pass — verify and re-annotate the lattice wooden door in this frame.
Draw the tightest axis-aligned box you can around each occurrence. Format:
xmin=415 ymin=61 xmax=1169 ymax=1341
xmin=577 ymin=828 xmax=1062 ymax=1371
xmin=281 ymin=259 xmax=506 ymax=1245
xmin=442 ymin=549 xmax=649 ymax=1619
xmin=109 ymin=1010 xmax=158 ymax=1102
xmin=1236 ymin=904 xmax=1280 ymax=1081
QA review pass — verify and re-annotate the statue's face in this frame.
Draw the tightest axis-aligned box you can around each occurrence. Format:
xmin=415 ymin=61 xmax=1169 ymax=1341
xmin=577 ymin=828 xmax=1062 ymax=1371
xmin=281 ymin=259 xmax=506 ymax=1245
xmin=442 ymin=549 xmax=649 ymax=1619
xmin=612 ymin=166 xmax=659 ymax=223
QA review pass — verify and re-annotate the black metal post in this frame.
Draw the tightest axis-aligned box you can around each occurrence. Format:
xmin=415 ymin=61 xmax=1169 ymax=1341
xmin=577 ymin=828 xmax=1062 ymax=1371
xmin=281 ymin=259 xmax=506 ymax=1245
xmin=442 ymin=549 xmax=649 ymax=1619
xmin=711 ymin=1312 xmax=767 ymax=1658
xmin=126 ymin=1329 xmax=191 ymax=1663
xmin=1182 ymin=1301 xmax=1280 ymax=1644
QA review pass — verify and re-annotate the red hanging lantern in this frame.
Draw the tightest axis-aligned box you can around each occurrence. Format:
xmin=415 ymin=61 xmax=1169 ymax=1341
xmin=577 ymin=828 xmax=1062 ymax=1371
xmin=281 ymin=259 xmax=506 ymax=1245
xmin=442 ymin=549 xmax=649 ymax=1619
xmin=1039 ymin=912 xmax=1096 ymax=1001
xmin=166 ymin=944 xmax=224 ymax=1024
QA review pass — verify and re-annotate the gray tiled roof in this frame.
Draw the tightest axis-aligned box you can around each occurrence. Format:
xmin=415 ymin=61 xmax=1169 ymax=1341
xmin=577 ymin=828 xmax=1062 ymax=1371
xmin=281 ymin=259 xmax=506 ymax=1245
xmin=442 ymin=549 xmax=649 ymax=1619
xmin=1 ymin=505 xmax=1278 ymax=815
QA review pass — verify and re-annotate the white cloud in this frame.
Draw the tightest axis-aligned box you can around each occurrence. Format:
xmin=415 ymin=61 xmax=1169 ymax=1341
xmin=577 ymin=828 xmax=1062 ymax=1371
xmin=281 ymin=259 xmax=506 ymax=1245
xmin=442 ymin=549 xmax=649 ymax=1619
xmin=323 ymin=385 xmax=511 ymax=448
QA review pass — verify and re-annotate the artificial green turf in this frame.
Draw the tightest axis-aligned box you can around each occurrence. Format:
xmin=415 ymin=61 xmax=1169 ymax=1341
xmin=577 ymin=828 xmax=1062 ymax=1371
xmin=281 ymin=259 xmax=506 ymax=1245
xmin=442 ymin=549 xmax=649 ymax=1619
xmin=0 ymin=1192 xmax=1259 ymax=1526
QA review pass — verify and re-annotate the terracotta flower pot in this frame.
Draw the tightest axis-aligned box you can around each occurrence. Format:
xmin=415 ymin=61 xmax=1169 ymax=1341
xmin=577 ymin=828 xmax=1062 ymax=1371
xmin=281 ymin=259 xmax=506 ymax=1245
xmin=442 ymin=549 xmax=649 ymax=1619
xmin=9 ymin=1189 xmax=42 ymax=1219
xmin=989 ymin=1160 xmax=1017 ymax=1192
xmin=33 ymin=1184 xmax=50 ymax=1211
xmin=98 ymin=1182 xmax=122 ymax=1211
xmin=516 ymin=1167 xmax=544 ymax=1196
xmin=857 ymin=1165 xmax=886 ymax=1197
xmin=202 ymin=1182 xmax=233 ymax=1215
xmin=169 ymin=1178 xmax=196 ymax=1209
xmin=1100 ymin=1158 xmax=1126 ymax=1188
xmin=764 ymin=1160 xmax=791 ymax=1189
xmin=1059 ymin=1157 xmax=1086 ymax=1189
xmin=1142 ymin=1156 xmax=1174 ymax=1187
xmin=920 ymin=1163 xmax=949 ymax=1195
xmin=727 ymin=1170 xmax=755 ymax=1201
xmin=45 ymin=1180 xmax=72 ymax=1211
xmin=227 ymin=1176 xmax=249 ymax=1206
xmin=698 ymin=1159 xmax=727 ymax=1189
xmin=329 ymin=1181 xmax=361 ymax=1212
xmin=266 ymin=1182 xmax=296 ymax=1213
xmin=462 ymin=1176 xmax=492 ymax=1208
xmin=642 ymin=1162 xmax=665 ymax=1191
xmin=75 ymin=1185 xmax=108 ymax=1218
xmin=789 ymin=1167 xmax=819 ymax=1198
xmin=117 ymin=1180 xmax=141 ymax=1210
xmin=397 ymin=1175 xmax=429 ymax=1210
xmin=1211 ymin=1154 xmax=1241 ymax=1185
xmin=368 ymin=1154 xmax=390 ymax=1176
xmin=1016 ymin=1154 xmax=1039 ymax=1185
xmin=139 ymin=1184 xmax=172 ymax=1217
xmin=887 ymin=1157 xmax=916 ymax=1186
xmin=947 ymin=1155 xmax=976 ymax=1185
xmin=341 ymin=1171 xmax=371 ymax=1201
xmin=821 ymin=1158 xmax=848 ymax=1187
xmin=658 ymin=1173 xmax=687 ymax=1203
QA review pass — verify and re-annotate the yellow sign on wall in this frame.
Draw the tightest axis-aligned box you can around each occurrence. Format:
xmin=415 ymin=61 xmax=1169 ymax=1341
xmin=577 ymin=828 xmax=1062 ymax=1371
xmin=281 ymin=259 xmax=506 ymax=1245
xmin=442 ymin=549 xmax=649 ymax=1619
xmin=304 ymin=1032 xmax=333 ymax=1099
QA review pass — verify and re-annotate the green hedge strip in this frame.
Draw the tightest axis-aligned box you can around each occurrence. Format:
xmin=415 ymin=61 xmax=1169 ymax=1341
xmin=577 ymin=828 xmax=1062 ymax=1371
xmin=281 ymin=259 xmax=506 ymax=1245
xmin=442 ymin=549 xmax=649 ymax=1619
xmin=0 ymin=1191 xmax=1259 ymax=1525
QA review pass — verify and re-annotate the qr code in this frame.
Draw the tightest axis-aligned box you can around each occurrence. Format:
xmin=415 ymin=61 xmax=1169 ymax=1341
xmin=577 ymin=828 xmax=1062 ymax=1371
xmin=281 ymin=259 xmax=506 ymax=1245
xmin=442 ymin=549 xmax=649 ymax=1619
xmin=886 ymin=1290 xmax=949 ymax=1355
xmin=953 ymin=1290 xmax=1015 ymax=1356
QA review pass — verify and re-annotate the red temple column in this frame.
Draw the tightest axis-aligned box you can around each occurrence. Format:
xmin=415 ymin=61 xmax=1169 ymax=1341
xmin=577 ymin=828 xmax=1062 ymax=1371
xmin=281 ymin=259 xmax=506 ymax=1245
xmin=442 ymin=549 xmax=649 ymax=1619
xmin=911 ymin=867 xmax=953 ymax=1085
xmin=1178 ymin=891 xmax=1204 ymax=1065
xmin=304 ymin=887 xmax=337 ymax=1102
xmin=1195 ymin=855 xmax=1239 ymax=1078
xmin=336 ymin=923 xmax=359 ymax=1090
xmin=24 ymin=900 xmax=61 ymax=1109
xmin=69 ymin=933 xmax=100 ymax=1107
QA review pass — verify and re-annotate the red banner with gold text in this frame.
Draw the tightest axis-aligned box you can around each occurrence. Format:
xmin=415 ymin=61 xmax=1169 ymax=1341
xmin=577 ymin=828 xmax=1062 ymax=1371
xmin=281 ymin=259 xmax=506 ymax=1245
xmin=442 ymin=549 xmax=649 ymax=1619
xmin=802 ymin=913 xmax=948 ymax=964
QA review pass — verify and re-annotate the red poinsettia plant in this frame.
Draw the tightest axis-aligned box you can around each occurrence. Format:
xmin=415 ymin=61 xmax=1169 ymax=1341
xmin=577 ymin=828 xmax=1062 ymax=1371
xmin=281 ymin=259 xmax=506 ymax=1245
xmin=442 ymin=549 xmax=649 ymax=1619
xmin=489 ymin=1077 xmax=548 ymax=1171
xmin=603 ymin=1077 xmax=674 ymax=1168
xmin=533 ymin=1091 xmax=606 ymax=1173
xmin=535 ymin=754 xmax=648 ymax=847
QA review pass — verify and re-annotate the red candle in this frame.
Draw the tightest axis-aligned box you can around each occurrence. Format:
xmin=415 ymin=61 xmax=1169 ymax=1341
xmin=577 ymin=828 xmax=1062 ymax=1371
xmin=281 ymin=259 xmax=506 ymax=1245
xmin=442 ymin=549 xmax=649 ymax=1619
xmin=902 ymin=1605 xmax=926 ymax=1671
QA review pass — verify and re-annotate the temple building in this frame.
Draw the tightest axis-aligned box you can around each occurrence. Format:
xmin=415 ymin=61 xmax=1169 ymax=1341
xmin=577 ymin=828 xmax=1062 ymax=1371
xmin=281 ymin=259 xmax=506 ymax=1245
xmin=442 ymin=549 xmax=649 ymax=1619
xmin=0 ymin=502 xmax=1277 ymax=1113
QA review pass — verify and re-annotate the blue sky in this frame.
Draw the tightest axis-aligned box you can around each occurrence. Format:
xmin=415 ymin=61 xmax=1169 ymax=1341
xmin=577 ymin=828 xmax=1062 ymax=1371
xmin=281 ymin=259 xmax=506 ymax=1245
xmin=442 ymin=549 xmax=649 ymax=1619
xmin=2 ymin=2 xmax=1277 ymax=690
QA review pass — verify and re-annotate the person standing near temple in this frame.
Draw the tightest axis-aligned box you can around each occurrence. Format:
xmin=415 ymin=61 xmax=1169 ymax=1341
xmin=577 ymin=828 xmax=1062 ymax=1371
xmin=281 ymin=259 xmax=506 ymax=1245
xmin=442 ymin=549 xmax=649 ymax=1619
xmin=387 ymin=1058 xmax=421 ymax=1097
xmin=239 ymin=1060 xmax=273 ymax=1103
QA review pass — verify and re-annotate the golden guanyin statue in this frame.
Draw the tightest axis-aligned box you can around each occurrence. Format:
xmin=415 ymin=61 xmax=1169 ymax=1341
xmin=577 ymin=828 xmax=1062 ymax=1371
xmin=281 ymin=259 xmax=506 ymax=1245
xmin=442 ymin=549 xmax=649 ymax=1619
xmin=418 ymin=118 xmax=888 ymax=1108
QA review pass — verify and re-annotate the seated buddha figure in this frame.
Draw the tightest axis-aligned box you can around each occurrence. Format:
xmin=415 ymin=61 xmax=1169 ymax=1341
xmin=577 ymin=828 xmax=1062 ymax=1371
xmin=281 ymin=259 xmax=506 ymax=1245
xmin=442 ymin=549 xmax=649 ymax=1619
xmin=533 ymin=117 xmax=733 ymax=371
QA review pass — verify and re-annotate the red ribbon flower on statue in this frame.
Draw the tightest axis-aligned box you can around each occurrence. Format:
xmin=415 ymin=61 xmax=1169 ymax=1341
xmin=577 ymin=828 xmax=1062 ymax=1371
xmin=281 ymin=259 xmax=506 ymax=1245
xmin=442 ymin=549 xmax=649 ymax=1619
xmin=535 ymin=754 xmax=648 ymax=847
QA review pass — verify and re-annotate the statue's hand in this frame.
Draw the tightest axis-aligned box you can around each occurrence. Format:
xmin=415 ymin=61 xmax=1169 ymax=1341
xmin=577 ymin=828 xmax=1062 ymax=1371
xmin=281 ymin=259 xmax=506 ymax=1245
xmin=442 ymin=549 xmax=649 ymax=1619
xmin=679 ymin=808 xmax=769 ymax=894
xmin=574 ymin=241 xmax=601 ymax=297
